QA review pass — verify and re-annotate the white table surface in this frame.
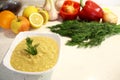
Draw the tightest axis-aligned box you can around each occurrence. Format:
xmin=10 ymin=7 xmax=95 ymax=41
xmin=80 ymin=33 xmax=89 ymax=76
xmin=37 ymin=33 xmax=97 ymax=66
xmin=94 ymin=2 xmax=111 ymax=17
xmin=1 ymin=2 xmax=120 ymax=80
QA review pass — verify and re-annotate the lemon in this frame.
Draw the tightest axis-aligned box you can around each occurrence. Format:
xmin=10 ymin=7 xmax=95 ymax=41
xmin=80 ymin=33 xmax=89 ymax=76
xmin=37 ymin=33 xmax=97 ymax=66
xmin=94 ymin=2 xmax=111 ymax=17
xmin=23 ymin=6 xmax=38 ymax=18
xmin=29 ymin=12 xmax=44 ymax=28
xmin=39 ymin=9 xmax=49 ymax=24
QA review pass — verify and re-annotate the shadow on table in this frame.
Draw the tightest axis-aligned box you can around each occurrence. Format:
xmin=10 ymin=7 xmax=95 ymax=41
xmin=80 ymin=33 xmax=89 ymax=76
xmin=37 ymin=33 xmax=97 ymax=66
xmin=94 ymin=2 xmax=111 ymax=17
xmin=0 ymin=28 xmax=16 ymax=38
xmin=0 ymin=63 xmax=13 ymax=80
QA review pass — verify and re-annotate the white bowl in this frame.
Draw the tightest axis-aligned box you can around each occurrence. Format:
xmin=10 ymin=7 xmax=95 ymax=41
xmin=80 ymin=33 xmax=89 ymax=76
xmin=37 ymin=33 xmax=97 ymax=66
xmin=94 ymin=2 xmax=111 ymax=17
xmin=3 ymin=31 xmax=61 ymax=80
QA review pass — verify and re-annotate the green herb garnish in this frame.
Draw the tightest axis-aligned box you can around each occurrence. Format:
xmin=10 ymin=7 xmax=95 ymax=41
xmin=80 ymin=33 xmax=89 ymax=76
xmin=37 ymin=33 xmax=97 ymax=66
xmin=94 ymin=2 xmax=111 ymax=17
xmin=24 ymin=37 xmax=39 ymax=55
xmin=48 ymin=20 xmax=120 ymax=48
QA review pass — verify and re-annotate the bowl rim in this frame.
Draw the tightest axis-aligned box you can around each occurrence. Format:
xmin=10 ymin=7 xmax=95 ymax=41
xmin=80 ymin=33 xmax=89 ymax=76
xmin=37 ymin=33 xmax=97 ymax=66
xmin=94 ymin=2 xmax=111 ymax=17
xmin=2 ymin=31 xmax=61 ymax=75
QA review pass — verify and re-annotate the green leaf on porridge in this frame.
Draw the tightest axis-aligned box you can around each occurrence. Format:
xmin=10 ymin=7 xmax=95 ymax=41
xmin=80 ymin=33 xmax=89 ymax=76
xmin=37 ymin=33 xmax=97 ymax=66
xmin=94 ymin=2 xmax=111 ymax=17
xmin=24 ymin=37 xmax=39 ymax=55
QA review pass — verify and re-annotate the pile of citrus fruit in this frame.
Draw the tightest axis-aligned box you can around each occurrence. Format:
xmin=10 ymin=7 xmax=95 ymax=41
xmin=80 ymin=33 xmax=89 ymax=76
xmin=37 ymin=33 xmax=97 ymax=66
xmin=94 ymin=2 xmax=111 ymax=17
xmin=0 ymin=5 xmax=49 ymax=34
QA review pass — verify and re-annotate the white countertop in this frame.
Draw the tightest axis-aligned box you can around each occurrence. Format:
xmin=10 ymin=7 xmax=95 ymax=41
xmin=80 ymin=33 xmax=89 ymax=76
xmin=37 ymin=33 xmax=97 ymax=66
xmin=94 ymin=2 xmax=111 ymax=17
xmin=0 ymin=4 xmax=120 ymax=80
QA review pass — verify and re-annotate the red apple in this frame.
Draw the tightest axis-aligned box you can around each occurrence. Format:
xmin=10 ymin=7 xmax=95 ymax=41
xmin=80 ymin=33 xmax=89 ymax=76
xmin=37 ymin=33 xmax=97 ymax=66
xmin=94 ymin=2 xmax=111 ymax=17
xmin=10 ymin=16 xmax=30 ymax=34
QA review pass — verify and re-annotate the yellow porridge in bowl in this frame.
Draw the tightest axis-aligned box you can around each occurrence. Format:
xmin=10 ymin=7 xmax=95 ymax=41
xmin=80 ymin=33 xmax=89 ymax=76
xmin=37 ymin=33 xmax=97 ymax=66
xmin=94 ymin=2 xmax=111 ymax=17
xmin=10 ymin=36 xmax=59 ymax=72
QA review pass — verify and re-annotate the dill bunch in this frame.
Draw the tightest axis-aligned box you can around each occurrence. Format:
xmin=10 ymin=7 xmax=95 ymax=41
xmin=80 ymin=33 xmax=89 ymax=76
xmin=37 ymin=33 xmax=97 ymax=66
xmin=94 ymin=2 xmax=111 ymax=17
xmin=49 ymin=20 xmax=120 ymax=48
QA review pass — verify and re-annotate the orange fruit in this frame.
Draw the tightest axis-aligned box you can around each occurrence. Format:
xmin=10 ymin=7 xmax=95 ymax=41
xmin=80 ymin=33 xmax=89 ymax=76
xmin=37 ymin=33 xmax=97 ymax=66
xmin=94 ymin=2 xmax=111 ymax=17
xmin=0 ymin=10 xmax=16 ymax=29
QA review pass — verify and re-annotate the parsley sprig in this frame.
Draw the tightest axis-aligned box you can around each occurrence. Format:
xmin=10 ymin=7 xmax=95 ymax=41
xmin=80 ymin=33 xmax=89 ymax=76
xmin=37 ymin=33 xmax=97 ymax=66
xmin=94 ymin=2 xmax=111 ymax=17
xmin=24 ymin=37 xmax=39 ymax=55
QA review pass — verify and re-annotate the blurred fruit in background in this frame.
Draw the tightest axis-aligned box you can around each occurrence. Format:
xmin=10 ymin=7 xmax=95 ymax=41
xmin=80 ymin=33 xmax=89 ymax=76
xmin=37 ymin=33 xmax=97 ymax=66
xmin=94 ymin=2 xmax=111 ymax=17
xmin=38 ymin=9 xmax=49 ymax=24
xmin=11 ymin=16 xmax=30 ymax=34
xmin=0 ymin=0 xmax=22 ymax=14
xmin=22 ymin=6 xmax=38 ymax=18
xmin=29 ymin=12 xmax=44 ymax=28
xmin=0 ymin=10 xmax=16 ymax=29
